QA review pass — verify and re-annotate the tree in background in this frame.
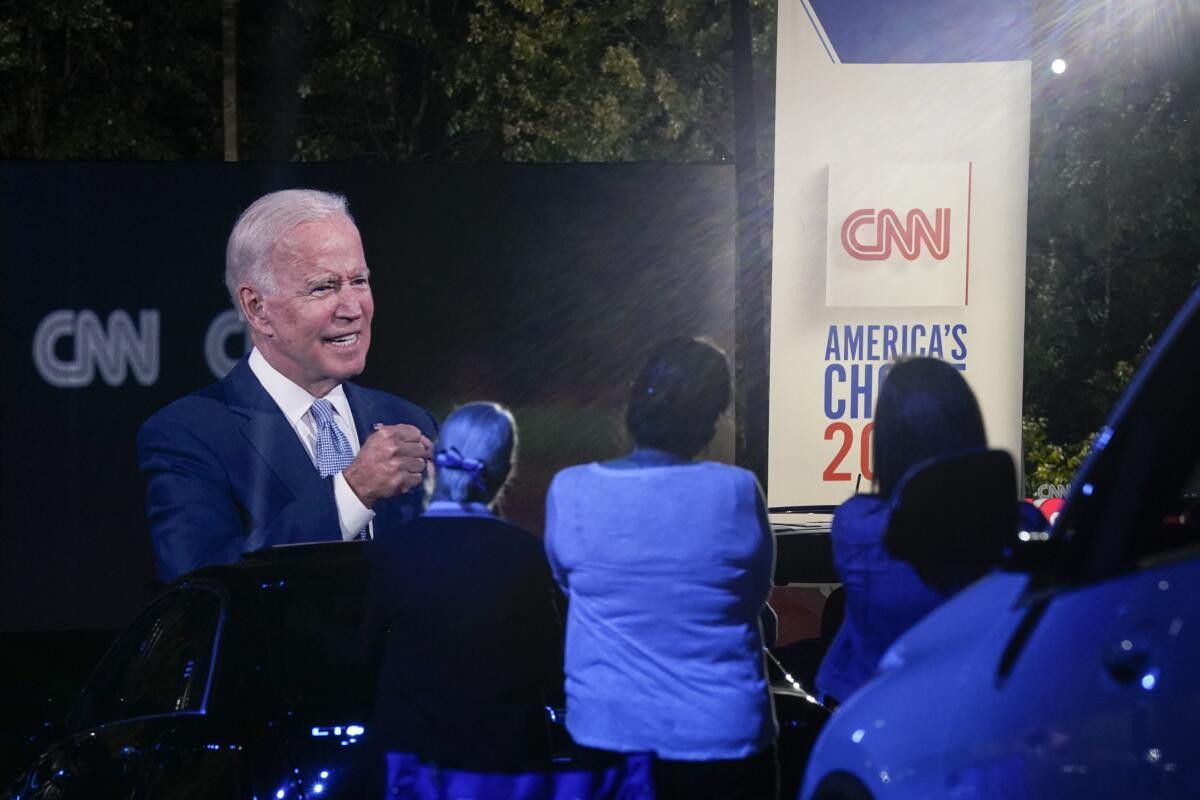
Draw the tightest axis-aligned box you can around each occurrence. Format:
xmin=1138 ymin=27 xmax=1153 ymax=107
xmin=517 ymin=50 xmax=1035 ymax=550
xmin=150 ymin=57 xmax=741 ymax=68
xmin=0 ymin=0 xmax=772 ymax=162
xmin=278 ymin=0 xmax=468 ymax=161
xmin=0 ymin=0 xmax=220 ymax=158
xmin=280 ymin=0 xmax=774 ymax=162
xmin=1023 ymin=0 xmax=1200 ymax=474
xmin=450 ymin=0 xmax=774 ymax=162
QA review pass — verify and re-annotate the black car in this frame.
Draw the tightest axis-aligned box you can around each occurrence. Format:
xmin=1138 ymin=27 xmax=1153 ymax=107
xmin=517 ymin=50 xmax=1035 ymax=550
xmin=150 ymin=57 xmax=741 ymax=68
xmin=5 ymin=538 xmax=831 ymax=799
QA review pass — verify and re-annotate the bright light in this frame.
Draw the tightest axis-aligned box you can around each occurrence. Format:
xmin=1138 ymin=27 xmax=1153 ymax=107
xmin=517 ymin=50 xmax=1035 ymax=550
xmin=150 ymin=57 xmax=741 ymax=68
xmin=276 ymin=791 xmax=286 ymax=800
xmin=311 ymin=784 xmax=325 ymax=795
xmin=1051 ymin=58 xmax=1067 ymax=74
xmin=319 ymin=771 xmax=329 ymax=779
xmin=346 ymin=725 xmax=365 ymax=736
xmin=1142 ymin=672 xmax=1158 ymax=690
xmin=852 ymin=729 xmax=865 ymax=743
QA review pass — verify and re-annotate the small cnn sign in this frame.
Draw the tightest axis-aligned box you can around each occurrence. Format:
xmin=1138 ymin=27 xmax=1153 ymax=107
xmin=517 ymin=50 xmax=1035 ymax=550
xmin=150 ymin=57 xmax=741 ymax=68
xmin=825 ymin=162 xmax=972 ymax=307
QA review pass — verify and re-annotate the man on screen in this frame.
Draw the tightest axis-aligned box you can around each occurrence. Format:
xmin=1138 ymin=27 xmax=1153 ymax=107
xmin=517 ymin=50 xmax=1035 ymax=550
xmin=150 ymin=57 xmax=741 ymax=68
xmin=138 ymin=189 xmax=436 ymax=581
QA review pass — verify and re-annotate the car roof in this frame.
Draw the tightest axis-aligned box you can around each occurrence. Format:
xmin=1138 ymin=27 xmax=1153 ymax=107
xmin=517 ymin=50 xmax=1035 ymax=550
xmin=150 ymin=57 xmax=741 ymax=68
xmin=168 ymin=541 xmax=370 ymax=600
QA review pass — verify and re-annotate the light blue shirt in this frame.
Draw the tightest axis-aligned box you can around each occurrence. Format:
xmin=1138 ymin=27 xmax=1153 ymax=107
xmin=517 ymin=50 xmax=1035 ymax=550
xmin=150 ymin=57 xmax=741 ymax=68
xmin=423 ymin=500 xmax=496 ymax=519
xmin=544 ymin=460 xmax=776 ymax=760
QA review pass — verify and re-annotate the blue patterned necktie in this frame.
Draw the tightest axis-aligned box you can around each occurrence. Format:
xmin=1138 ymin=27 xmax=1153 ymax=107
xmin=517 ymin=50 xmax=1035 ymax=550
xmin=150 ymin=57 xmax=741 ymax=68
xmin=310 ymin=398 xmax=368 ymax=540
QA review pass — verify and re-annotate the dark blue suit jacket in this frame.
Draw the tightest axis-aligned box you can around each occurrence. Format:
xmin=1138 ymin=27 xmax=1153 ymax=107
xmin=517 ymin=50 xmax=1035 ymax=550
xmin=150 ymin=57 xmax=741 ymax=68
xmin=137 ymin=357 xmax=438 ymax=581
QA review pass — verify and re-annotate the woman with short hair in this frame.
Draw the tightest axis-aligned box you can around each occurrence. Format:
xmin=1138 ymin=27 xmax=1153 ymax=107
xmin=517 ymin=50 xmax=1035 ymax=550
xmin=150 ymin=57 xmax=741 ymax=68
xmin=365 ymin=402 xmax=562 ymax=776
xmin=545 ymin=337 xmax=778 ymax=800
xmin=815 ymin=356 xmax=988 ymax=707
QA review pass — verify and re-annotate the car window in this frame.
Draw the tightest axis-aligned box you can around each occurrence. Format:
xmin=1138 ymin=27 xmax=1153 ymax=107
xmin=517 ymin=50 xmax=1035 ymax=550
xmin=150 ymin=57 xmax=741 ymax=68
xmin=69 ymin=587 xmax=223 ymax=731
xmin=1052 ymin=294 xmax=1200 ymax=582
xmin=1133 ymin=454 xmax=1200 ymax=567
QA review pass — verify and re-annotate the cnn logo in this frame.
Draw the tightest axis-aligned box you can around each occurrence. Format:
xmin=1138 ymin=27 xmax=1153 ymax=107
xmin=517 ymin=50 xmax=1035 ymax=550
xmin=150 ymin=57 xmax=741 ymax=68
xmin=825 ymin=162 xmax=970 ymax=307
xmin=841 ymin=208 xmax=951 ymax=261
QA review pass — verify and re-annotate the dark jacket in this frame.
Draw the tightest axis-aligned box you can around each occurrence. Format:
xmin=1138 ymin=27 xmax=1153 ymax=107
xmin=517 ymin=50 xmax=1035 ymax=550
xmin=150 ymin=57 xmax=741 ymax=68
xmin=364 ymin=513 xmax=564 ymax=770
xmin=137 ymin=357 xmax=437 ymax=581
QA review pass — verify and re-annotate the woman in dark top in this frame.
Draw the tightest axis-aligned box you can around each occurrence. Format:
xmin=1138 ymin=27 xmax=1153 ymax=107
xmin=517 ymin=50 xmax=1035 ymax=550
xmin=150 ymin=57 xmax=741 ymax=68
xmin=364 ymin=402 xmax=562 ymax=773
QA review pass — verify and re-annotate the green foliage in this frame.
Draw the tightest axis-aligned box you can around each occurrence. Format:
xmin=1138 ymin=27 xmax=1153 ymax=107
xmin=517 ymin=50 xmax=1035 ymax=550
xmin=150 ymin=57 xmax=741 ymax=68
xmin=1021 ymin=416 xmax=1094 ymax=496
xmin=0 ymin=0 xmax=220 ymax=158
xmin=284 ymin=0 xmax=460 ymax=161
xmin=1024 ymin=31 xmax=1200 ymax=444
xmin=452 ymin=0 xmax=775 ymax=162
xmin=2 ymin=0 xmax=775 ymax=162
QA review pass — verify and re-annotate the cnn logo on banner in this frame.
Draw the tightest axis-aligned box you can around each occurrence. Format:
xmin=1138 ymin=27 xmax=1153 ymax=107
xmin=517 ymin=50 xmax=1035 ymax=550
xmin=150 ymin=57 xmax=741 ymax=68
xmin=841 ymin=208 xmax=951 ymax=261
xmin=825 ymin=162 xmax=971 ymax=307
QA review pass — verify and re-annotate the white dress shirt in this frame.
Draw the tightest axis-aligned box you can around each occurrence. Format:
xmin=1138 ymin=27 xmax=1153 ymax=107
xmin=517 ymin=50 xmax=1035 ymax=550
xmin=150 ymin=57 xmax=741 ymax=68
xmin=248 ymin=348 xmax=374 ymax=540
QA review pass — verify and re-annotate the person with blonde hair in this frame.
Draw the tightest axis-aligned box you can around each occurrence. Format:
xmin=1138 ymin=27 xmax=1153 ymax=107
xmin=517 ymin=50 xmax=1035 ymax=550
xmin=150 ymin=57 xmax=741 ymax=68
xmin=365 ymin=402 xmax=562 ymax=779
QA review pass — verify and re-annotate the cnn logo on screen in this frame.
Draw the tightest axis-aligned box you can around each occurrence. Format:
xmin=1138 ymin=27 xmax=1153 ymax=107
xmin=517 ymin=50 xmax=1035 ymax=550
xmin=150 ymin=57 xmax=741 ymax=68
xmin=825 ymin=162 xmax=971 ymax=307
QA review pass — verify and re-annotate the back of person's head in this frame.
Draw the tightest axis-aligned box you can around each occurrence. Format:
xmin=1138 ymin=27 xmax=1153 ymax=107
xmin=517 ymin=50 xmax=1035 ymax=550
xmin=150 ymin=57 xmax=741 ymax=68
xmin=225 ymin=189 xmax=351 ymax=317
xmin=432 ymin=402 xmax=518 ymax=506
xmin=626 ymin=337 xmax=732 ymax=460
xmin=873 ymin=357 xmax=986 ymax=499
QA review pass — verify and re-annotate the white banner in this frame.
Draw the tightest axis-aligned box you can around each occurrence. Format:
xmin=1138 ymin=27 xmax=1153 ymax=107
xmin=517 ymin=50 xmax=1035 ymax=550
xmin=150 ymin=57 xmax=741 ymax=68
xmin=768 ymin=0 xmax=1031 ymax=504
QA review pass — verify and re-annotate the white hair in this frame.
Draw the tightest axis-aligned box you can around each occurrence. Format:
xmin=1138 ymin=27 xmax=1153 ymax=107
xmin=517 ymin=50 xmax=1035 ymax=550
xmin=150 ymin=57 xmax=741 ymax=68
xmin=224 ymin=189 xmax=352 ymax=318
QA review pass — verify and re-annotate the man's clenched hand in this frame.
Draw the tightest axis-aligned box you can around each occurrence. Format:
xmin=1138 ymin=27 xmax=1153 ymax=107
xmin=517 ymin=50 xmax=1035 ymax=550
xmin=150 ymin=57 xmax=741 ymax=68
xmin=342 ymin=423 xmax=433 ymax=507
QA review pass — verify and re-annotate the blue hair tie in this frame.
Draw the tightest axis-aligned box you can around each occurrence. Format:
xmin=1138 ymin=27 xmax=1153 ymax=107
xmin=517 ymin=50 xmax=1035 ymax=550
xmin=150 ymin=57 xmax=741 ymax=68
xmin=433 ymin=447 xmax=489 ymax=490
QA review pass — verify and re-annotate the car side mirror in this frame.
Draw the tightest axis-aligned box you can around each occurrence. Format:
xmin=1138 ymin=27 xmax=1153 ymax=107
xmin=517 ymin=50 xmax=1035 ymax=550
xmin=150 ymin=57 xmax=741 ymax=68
xmin=885 ymin=448 xmax=1018 ymax=593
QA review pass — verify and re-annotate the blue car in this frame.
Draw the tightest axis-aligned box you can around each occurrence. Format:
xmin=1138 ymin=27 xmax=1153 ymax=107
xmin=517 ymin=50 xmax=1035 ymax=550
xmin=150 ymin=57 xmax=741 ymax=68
xmin=802 ymin=284 xmax=1200 ymax=799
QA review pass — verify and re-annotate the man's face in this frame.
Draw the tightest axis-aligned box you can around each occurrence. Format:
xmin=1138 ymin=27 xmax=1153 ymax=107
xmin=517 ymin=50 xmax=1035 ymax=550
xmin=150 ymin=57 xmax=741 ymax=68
xmin=244 ymin=214 xmax=374 ymax=397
